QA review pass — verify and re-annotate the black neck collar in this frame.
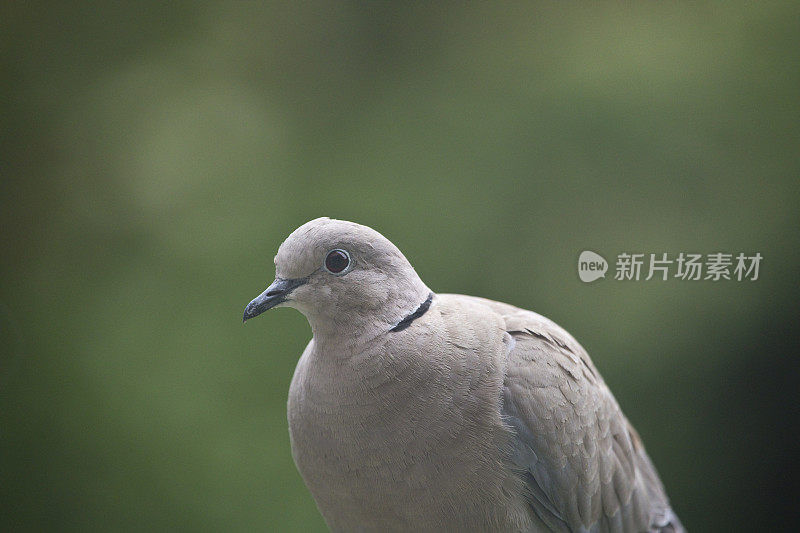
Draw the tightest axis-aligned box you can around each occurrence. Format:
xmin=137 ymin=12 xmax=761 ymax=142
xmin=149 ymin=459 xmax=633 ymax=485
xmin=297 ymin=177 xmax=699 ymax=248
xmin=390 ymin=292 xmax=434 ymax=332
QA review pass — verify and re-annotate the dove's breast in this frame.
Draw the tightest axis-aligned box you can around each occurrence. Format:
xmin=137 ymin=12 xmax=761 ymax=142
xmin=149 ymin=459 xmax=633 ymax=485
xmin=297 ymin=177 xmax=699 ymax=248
xmin=286 ymin=298 xmax=534 ymax=532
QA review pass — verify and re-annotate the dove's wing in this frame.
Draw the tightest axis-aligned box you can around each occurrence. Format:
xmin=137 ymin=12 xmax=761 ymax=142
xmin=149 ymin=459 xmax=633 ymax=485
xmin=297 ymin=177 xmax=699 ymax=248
xmin=453 ymin=295 xmax=684 ymax=533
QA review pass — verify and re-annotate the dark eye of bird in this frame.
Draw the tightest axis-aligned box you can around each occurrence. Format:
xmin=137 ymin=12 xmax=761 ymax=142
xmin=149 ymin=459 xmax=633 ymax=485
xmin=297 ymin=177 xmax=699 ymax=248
xmin=325 ymin=249 xmax=350 ymax=273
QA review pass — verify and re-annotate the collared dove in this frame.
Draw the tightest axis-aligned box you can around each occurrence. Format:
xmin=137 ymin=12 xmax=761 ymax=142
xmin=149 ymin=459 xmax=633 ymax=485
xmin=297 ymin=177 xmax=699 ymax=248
xmin=244 ymin=218 xmax=683 ymax=532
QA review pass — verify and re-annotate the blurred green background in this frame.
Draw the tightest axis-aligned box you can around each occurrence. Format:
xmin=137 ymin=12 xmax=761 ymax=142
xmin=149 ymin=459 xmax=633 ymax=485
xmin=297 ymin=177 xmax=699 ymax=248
xmin=2 ymin=2 xmax=798 ymax=531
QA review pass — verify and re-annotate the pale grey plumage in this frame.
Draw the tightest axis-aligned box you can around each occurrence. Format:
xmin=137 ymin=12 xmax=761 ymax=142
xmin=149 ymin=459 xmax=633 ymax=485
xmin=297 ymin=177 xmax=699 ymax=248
xmin=244 ymin=218 xmax=683 ymax=532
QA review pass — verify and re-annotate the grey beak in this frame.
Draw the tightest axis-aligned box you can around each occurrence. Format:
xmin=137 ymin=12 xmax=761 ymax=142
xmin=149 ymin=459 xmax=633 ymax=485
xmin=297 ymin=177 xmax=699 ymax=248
xmin=243 ymin=278 xmax=306 ymax=322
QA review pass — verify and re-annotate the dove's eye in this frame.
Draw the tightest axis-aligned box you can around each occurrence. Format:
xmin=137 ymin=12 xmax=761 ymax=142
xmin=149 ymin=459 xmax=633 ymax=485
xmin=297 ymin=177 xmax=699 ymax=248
xmin=324 ymin=249 xmax=351 ymax=274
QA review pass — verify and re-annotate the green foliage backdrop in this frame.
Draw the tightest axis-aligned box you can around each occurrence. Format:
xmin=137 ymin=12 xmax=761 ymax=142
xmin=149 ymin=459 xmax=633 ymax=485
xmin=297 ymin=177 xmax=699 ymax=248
xmin=2 ymin=2 xmax=798 ymax=531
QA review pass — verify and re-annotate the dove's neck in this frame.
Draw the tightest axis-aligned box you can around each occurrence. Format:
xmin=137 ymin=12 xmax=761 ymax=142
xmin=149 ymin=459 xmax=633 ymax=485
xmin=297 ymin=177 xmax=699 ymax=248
xmin=305 ymin=275 xmax=432 ymax=354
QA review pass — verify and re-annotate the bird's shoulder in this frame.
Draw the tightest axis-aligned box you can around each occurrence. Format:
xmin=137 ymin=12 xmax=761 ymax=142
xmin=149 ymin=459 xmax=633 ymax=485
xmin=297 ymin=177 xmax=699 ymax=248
xmin=435 ymin=293 xmax=603 ymax=387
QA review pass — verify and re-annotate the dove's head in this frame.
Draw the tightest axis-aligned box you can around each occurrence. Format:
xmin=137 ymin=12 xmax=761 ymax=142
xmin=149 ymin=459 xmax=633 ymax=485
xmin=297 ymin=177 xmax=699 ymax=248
xmin=243 ymin=218 xmax=431 ymax=338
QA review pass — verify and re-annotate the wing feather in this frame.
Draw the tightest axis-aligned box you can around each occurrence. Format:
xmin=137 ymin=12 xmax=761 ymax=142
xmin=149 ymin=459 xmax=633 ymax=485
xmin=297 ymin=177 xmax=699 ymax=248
xmin=452 ymin=295 xmax=683 ymax=532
